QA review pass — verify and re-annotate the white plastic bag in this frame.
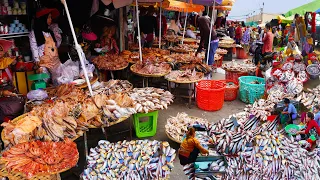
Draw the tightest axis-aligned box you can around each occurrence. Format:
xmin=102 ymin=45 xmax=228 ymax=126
xmin=80 ymin=59 xmax=95 ymax=80
xmin=53 ymin=59 xmax=80 ymax=85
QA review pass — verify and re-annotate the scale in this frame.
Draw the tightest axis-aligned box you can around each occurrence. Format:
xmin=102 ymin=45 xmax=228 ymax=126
xmin=28 ymin=73 xmax=49 ymax=90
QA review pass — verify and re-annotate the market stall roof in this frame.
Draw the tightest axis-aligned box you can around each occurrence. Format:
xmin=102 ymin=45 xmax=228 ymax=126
xmin=316 ymin=8 xmax=320 ymax=13
xmin=163 ymin=0 xmax=205 ymax=12
xmin=277 ymin=15 xmax=294 ymax=24
xmin=175 ymin=0 xmax=223 ymax=6
xmin=284 ymin=0 xmax=320 ymax=17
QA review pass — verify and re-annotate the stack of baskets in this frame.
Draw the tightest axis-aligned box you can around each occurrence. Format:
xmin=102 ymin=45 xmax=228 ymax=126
xmin=196 ymin=80 xmax=226 ymax=111
xmin=239 ymin=76 xmax=265 ymax=104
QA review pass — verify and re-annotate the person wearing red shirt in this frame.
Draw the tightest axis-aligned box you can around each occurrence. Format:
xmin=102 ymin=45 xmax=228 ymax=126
xmin=297 ymin=112 xmax=320 ymax=139
xmin=235 ymin=23 xmax=242 ymax=44
xmin=262 ymin=23 xmax=274 ymax=55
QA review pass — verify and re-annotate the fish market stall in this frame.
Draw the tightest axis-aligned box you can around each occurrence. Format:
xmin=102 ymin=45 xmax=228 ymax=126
xmin=221 ymin=60 xmax=256 ymax=84
xmin=82 ymin=140 xmax=176 ymax=179
xmin=165 ymin=70 xmax=204 ymax=108
xmin=92 ymin=54 xmax=129 ymax=79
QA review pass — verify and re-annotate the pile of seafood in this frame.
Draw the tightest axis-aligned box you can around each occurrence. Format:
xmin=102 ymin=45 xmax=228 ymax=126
xmin=92 ymin=54 xmax=128 ymax=70
xmin=165 ymin=70 xmax=203 ymax=82
xmin=142 ymin=48 xmax=170 ymax=55
xmin=164 ymin=53 xmax=202 ymax=64
xmin=90 ymin=80 xmax=133 ymax=96
xmin=165 ymin=113 xmax=208 ymax=143
xmin=177 ymin=63 xmax=212 ymax=75
xmin=168 ymin=44 xmax=195 ymax=53
xmin=221 ymin=60 xmax=256 ymax=72
xmin=216 ymin=48 xmax=228 ymax=55
xmin=1 ymin=139 xmax=78 ymax=178
xmin=131 ymin=62 xmax=171 ymax=76
xmin=129 ymin=88 xmax=174 ymax=113
xmin=306 ymin=64 xmax=320 ymax=76
xmin=82 ymin=140 xmax=175 ymax=179
xmin=218 ymin=37 xmax=235 ymax=48
xmin=296 ymin=84 xmax=320 ymax=109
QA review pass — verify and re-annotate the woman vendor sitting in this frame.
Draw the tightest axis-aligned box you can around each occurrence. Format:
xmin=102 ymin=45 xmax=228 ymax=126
xmin=179 ymin=127 xmax=209 ymax=165
xmin=280 ymin=98 xmax=297 ymax=125
xmin=297 ymin=112 xmax=320 ymax=140
xmin=0 ymin=39 xmax=24 ymax=123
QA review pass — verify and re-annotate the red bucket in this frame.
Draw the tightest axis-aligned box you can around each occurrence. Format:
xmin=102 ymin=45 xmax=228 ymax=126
xmin=236 ymin=48 xmax=248 ymax=59
xmin=196 ymin=80 xmax=226 ymax=111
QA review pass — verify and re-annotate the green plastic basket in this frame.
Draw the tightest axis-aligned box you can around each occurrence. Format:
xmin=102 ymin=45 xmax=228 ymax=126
xmin=285 ymin=124 xmax=300 ymax=135
xmin=239 ymin=76 xmax=265 ymax=104
xmin=133 ymin=111 xmax=158 ymax=138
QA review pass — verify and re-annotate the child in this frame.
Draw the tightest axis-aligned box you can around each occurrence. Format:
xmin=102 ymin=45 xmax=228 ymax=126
xmin=96 ymin=26 xmax=119 ymax=54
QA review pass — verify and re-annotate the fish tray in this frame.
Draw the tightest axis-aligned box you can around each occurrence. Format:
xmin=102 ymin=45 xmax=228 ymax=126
xmin=168 ymin=48 xmax=194 ymax=54
xmin=97 ymin=63 xmax=129 ymax=71
xmin=165 ymin=73 xmax=204 ymax=84
xmin=75 ymin=74 xmax=99 ymax=89
xmin=88 ymin=116 xmax=130 ymax=129
xmin=0 ymin=167 xmax=61 ymax=180
xmin=165 ymin=130 xmax=182 ymax=144
xmin=1 ymin=114 xmax=81 ymax=148
xmin=130 ymin=64 xmax=171 ymax=78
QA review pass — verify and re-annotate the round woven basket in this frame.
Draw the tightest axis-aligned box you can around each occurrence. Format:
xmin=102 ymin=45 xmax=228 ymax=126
xmin=130 ymin=64 xmax=171 ymax=78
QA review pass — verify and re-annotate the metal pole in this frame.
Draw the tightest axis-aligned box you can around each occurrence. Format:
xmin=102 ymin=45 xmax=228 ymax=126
xmin=135 ymin=0 xmax=143 ymax=62
xmin=182 ymin=10 xmax=188 ymax=44
xmin=206 ymin=0 xmax=215 ymax=64
xmin=159 ymin=2 xmax=162 ymax=48
xmin=61 ymin=0 xmax=93 ymax=96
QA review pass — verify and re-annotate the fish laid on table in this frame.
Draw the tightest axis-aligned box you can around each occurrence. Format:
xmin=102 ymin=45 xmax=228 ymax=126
xmin=0 ymin=139 xmax=79 ymax=179
xmin=165 ymin=112 xmax=208 ymax=142
xmin=296 ymin=84 xmax=320 ymax=109
xmin=131 ymin=62 xmax=171 ymax=75
xmin=221 ymin=59 xmax=256 ymax=72
xmin=92 ymin=54 xmax=128 ymax=70
xmin=90 ymin=80 xmax=133 ymax=96
xmin=129 ymin=88 xmax=174 ymax=113
xmin=165 ymin=69 xmax=203 ymax=82
xmin=286 ymin=78 xmax=303 ymax=95
xmin=82 ymin=140 xmax=176 ymax=180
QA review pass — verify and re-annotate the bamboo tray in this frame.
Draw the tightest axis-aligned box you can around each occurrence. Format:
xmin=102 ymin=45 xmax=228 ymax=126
xmin=88 ymin=116 xmax=129 ymax=129
xmin=165 ymin=72 xmax=204 ymax=84
xmin=165 ymin=130 xmax=182 ymax=144
xmin=97 ymin=63 xmax=129 ymax=71
xmin=1 ymin=114 xmax=81 ymax=148
xmin=130 ymin=64 xmax=171 ymax=78
xmin=75 ymin=74 xmax=99 ymax=89
xmin=0 ymin=166 xmax=61 ymax=180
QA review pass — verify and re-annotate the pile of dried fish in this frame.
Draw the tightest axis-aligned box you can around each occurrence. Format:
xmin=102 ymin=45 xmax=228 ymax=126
xmin=165 ymin=113 xmax=208 ymax=142
xmin=129 ymin=88 xmax=174 ymax=113
xmin=216 ymin=48 xmax=228 ymax=55
xmin=165 ymin=53 xmax=202 ymax=64
xmin=177 ymin=63 xmax=212 ymax=75
xmin=92 ymin=54 xmax=128 ymax=70
xmin=1 ymin=139 xmax=79 ymax=178
xmin=221 ymin=60 xmax=256 ymax=72
xmin=90 ymin=80 xmax=133 ymax=96
xmin=165 ymin=69 xmax=203 ymax=82
xmin=168 ymin=44 xmax=195 ymax=53
xmin=82 ymin=140 xmax=175 ymax=180
xmin=131 ymin=62 xmax=171 ymax=75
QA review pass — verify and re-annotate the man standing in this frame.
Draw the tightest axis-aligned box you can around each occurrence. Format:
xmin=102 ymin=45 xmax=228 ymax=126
xmin=196 ymin=11 xmax=219 ymax=66
xmin=227 ymin=22 xmax=235 ymax=39
xmin=262 ymin=23 xmax=274 ymax=55
xmin=235 ymin=23 xmax=242 ymax=44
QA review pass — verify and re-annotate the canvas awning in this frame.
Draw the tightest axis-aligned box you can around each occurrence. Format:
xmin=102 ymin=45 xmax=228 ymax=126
xmin=284 ymin=0 xmax=320 ymax=17
xmin=277 ymin=15 xmax=294 ymax=24
xmin=163 ymin=0 xmax=204 ymax=12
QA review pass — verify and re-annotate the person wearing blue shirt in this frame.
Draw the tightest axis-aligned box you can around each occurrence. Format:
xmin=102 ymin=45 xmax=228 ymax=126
xmin=314 ymin=105 xmax=320 ymax=126
xmin=280 ymin=98 xmax=297 ymax=125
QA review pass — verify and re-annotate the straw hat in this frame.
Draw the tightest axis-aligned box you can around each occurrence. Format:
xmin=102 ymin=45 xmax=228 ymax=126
xmin=286 ymin=24 xmax=290 ymax=27
xmin=217 ymin=12 xmax=224 ymax=18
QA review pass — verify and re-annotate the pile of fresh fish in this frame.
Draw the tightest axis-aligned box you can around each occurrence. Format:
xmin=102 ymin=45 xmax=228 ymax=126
xmin=222 ymin=60 xmax=256 ymax=72
xmin=281 ymin=62 xmax=294 ymax=71
xmin=293 ymin=62 xmax=306 ymax=72
xmin=296 ymin=85 xmax=320 ymax=109
xmin=165 ymin=113 xmax=208 ymax=143
xmin=286 ymin=78 xmax=303 ymax=95
xmin=165 ymin=69 xmax=204 ymax=82
xmin=82 ymin=140 xmax=176 ymax=180
xmin=267 ymin=88 xmax=294 ymax=103
xmin=90 ymin=80 xmax=133 ymax=96
xmin=297 ymin=71 xmax=309 ymax=82
xmin=306 ymin=64 xmax=320 ymax=75
xmin=129 ymin=88 xmax=174 ymax=113
xmin=278 ymin=70 xmax=295 ymax=82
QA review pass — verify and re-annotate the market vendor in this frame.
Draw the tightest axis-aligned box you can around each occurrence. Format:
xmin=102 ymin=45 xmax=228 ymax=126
xmin=297 ymin=112 xmax=320 ymax=139
xmin=314 ymin=105 xmax=320 ymax=126
xmin=0 ymin=39 xmax=24 ymax=123
xmin=29 ymin=8 xmax=62 ymax=82
xmin=178 ymin=127 xmax=209 ymax=165
xmin=285 ymin=36 xmax=299 ymax=56
xmin=96 ymin=26 xmax=119 ymax=54
xmin=280 ymin=98 xmax=297 ymax=125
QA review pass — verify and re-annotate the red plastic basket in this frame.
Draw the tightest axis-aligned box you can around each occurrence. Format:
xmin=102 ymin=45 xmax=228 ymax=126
xmin=196 ymin=80 xmax=226 ymax=111
xmin=236 ymin=48 xmax=248 ymax=59
xmin=224 ymin=80 xmax=239 ymax=101
xmin=225 ymin=70 xmax=249 ymax=85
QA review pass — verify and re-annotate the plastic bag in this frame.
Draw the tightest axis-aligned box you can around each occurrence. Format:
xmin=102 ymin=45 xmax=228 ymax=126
xmin=52 ymin=59 xmax=80 ymax=85
xmin=80 ymin=59 xmax=95 ymax=80
xmin=27 ymin=89 xmax=48 ymax=101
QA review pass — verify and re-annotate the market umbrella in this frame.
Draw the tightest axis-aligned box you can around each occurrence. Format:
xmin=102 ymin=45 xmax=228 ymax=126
xmin=277 ymin=15 xmax=294 ymax=24
xmin=284 ymin=0 xmax=320 ymax=17
xmin=162 ymin=0 xmax=204 ymax=13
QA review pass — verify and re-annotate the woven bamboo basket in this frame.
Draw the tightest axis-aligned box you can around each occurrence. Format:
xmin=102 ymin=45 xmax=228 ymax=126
xmin=130 ymin=64 xmax=171 ymax=78
xmin=0 ymin=167 xmax=61 ymax=180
